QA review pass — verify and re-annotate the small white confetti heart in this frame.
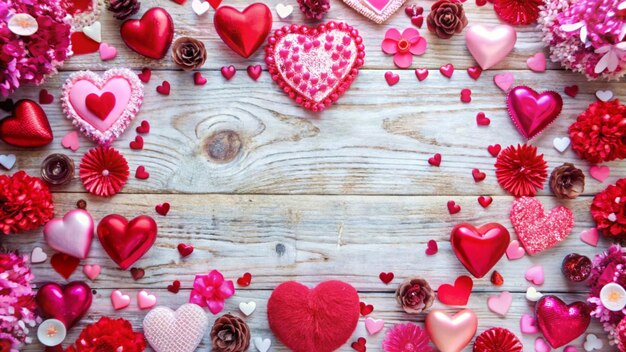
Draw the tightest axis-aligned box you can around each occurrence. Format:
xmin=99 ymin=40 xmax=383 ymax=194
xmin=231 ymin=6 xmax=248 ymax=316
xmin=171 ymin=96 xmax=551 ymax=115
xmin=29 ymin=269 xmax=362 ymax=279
xmin=526 ymin=287 xmax=543 ymax=302
xmin=553 ymin=137 xmax=570 ymax=153
xmin=82 ymin=21 xmax=101 ymax=43
xmin=583 ymin=334 xmax=603 ymax=351
xmin=30 ymin=247 xmax=47 ymax=263
xmin=254 ymin=337 xmax=271 ymax=352
xmin=239 ymin=301 xmax=256 ymax=316
xmin=596 ymin=89 xmax=614 ymax=102
xmin=275 ymin=3 xmax=293 ymax=18
xmin=0 ymin=154 xmax=16 ymax=170
xmin=192 ymin=0 xmax=210 ymax=15
xmin=609 ymin=213 xmax=618 ymax=222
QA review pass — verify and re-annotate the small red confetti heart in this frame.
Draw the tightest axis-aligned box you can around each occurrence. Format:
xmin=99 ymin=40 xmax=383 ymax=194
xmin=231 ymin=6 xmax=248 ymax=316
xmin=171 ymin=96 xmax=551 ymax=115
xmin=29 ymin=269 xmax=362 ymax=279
xmin=384 ymin=71 xmax=400 ymax=86
xmin=564 ymin=85 xmax=578 ymax=98
xmin=138 ymin=67 xmax=151 ymax=83
xmin=487 ymin=144 xmax=501 ymax=157
xmin=135 ymin=165 xmax=150 ymax=179
xmin=476 ymin=0 xmax=487 ymax=6
xmin=130 ymin=267 xmax=145 ymax=280
xmin=177 ymin=243 xmax=194 ymax=257
xmin=247 ymin=65 xmax=262 ymax=80
xmin=460 ymin=88 xmax=471 ymax=103
xmin=467 ymin=66 xmax=482 ymax=80
xmin=472 ymin=168 xmax=486 ymax=182
xmin=208 ymin=0 xmax=222 ymax=8
xmin=437 ymin=275 xmax=473 ymax=305
xmin=237 ymin=272 xmax=252 ymax=287
xmin=360 ymin=302 xmax=374 ymax=316
xmin=478 ymin=196 xmax=493 ymax=208
xmin=379 ymin=272 xmax=394 ymax=284
xmin=221 ymin=65 xmax=236 ymax=80
xmin=171 ymin=0 xmax=186 ymax=4
xmin=136 ymin=120 xmax=150 ymax=134
xmin=351 ymin=337 xmax=367 ymax=352
xmin=129 ymin=135 xmax=144 ymax=150
xmin=167 ymin=280 xmax=181 ymax=293
xmin=156 ymin=81 xmax=170 ymax=95
xmin=476 ymin=112 xmax=490 ymax=126
xmin=411 ymin=15 xmax=424 ymax=27
xmin=447 ymin=200 xmax=461 ymax=214
xmin=440 ymin=63 xmax=454 ymax=78
xmin=51 ymin=253 xmax=80 ymax=279
xmin=404 ymin=4 xmax=423 ymax=16
xmin=155 ymin=202 xmax=170 ymax=216
xmin=425 ymin=239 xmax=438 ymax=256
xmin=193 ymin=72 xmax=207 ymax=86
xmin=39 ymin=89 xmax=54 ymax=104
xmin=414 ymin=68 xmax=428 ymax=81
xmin=490 ymin=271 xmax=504 ymax=286
xmin=428 ymin=153 xmax=441 ymax=166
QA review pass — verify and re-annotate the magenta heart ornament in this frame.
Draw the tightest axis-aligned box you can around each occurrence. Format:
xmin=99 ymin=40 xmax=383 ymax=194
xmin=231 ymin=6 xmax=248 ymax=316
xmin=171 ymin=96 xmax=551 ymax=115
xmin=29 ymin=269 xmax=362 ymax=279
xmin=143 ymin=304 xmax=209 ymax=352
xmin=506 ymin=86 xmax=563 ymax=140
xmin=343 ymin=0 xmax=406 ymax=23
xmin=36 ymin=281 xmax=93 ymax=329
xmin=44 ymin=209 xmax=94 ymax=259
xmin=465 ymin=24 xmax=517 ymax=70
xmin=535 ymin=295 xmax=591 ymax=348
xmin=61 ymin=68 xmax=144 ymax=146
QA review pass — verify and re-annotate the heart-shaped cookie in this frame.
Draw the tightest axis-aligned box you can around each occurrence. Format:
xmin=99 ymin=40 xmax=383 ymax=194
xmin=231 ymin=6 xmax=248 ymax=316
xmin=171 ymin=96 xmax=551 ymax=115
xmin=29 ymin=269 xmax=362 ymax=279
xmin=61 ymin=69 xmax=144 ymax=146
xmin=97 ymin=214 xmax=157 ymax=270
xmin=507 ymin=86 xmax=563 ymax=140
xmin=120 ymin=7 xmax=174 ymax=59
xmin=0 ymin=99 xmax=53 ymax=147
xmin=44 ymin=209 xmax=94 ymax=259
xmin=265 ymin=22 xmax=365 ymax=112
xmin=343 ymin=0 xmax=406 ymax=24
xmin=143 ymin=304 xmax=209 ymax=352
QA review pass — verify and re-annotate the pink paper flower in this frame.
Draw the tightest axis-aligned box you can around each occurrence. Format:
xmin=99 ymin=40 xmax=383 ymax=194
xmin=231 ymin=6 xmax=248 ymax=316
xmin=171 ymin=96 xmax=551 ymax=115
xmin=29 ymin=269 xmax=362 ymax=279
xmin=381 ymin=28 xmax=427 ymax=69
xmin=382 ymin=322 xmax=432 ymax=352
xmin=189 ymin=270 xmax=235 ymax=314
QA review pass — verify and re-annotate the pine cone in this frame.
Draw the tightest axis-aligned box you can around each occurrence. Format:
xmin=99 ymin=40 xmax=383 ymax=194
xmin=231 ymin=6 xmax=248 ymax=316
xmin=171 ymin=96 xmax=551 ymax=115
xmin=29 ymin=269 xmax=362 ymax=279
xmin=297 ymin=0 xmax=330 ymax=20
xmin=171 ymin=37 xmax=207 ymax=71
xmin=549 ymin=163 xmax=585 ymax=199
xmin=210 ymin=314 xmax=250 ymax=352
xmin=107 ymin=0 xmax=140 ymax=20
xmin=426 ymin=0 xmax=468 ymax=39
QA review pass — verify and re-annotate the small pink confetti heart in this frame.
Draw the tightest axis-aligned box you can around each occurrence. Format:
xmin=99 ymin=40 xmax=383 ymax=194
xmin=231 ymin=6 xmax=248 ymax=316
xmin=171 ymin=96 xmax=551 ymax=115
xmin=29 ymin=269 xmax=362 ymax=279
xmin=99 ymin=43 xmax=117 ymax=61
xmin=221 ymin=65 xmax=236 ymax=80
xmin=61 ymin=131 xmax=80 ymax=151
xmin=138 ymin=289 xmax=157 ymax=309
xmin=535 ymin=337 xmax=551 ymax=352
xmin=364 ymin=317 xmax=384 ymax=335
xmin=564 ymin=346 xmax=579 ymax=352
xmin=247 ymin=65 xmax=262 ymax=80
xmin=493 ymin=73 xmax=514 ymax=92
xmin=506 ymin=240 xmax=525 ymax=260
xmin=525 ymin=265 xmax=544 ymax=285
xmin=83 ymin=264 xmax=101 ymax=281
xmin=487 ymin=291 xmax=512 ymax=317
xmin=414 ymin=68 xmax=428 ymax=81
xmin=440 ymin=63 xmax=454 ymax=78
xmin=520 ymin=313 xmax=539 ymax=334
xmin=527 ymin=52 xmax=546 ymax=72
xmin=425 ymin=240 xmax=438 ymax=255
xmin=460 ymin=88 xmax=471 ymax=103
xmin=580 ymin=228 xmax=599 ymax=247
xmin=111 ymin=289 xmax=131 ymax=310
xmin=156 ymin=81 xmax=170 ymax=95
xmin=384 ymin=71 xmax=399 ymax=86
xmin=194 ymin=72 xmax=207 ymax=85
xmin=467 ymin=66 xmax=482 ymax=80
xmin=476 ymin=112 xmax=490 ymax=126
xmin=590 ymin=165 xmax=610 ymax=182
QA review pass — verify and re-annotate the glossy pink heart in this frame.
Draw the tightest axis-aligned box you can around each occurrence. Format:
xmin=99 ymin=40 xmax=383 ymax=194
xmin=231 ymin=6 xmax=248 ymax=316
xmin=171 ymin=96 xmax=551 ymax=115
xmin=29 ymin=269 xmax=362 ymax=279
xmin=487 ymin=291 xmax=512 ymax=316
xmin=535 ymin=295 xmax=591 ymax=348
xmin=43 ymin=209 xmax=94 ymax=259
xmin=466 ymin=24 xmax=516 ymax=70
xmin=343 ymin=0 xmax=406 ymax=23
xmin=143 ymin=304 xmax=209 ymax=352
xmin=426 ymin=309 xmax=478 ymax=352
xmin=506 ymin=86 xmax=563 ymax=140
xmin=36 ymin=281 xmax=93 ymax=329
xmin=61 ymin=68 xmax=144 ymax=145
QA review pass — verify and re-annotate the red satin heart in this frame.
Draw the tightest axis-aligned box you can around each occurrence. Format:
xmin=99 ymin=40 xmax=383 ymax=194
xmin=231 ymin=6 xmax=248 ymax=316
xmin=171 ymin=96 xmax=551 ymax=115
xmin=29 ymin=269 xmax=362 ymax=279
xmin=437 ymin=275 xmax=473 ymax=305
xmin=50 ymin=253 xmax=80 ymax=279
xmin=97 ymin=214 xmax=157 ymax=270
xmin=506 ymin=86 xmax=563 ymax=140
xmin=86 ymin=92 xmax=116 ymax=120
xmin=535 ymin=295 xmax=591 ymax=348
xmin=268 ymin=281 xmax=360 ymax=352
xmin=450 ymin=223 xmax=510 ymax=278
xmin=120 ymin=7 xmax=174 ymax=59
xmin=214 ymin=3 xmax=272 ymax=58
xmin=0 ymin=99 xmax=53 ymax=147
xmin=36 ymin=281 xmax=92 ymax=329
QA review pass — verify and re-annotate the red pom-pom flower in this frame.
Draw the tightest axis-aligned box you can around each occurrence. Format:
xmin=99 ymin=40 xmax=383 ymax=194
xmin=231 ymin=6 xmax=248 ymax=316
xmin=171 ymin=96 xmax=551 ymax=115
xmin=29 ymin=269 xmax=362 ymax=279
xmin=473 ymin=327 xmax=523 ymax=352
xmin=64 ymin=317 xmax=145 ymax=352
xmin=591 ymin=178 xmax=626 ymax=238
xmin=492 ymin=0 xmax=541 ymax=25
xmin=495 ymin=144 xmax=548 ymax=197
xmin=0 ymin=171 xmax=53 ymax=235
xmin=79 ymin=146 xmax=129 ymax=197
xmin=382 ymin=322 xmax=432 ymax=352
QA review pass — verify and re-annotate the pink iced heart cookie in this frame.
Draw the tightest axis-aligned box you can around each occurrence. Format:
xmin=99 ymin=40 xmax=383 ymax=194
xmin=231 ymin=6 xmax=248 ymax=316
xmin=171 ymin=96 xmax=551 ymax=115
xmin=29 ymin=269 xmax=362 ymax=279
xmin=510 ymin=197 xmax=574 ymax=255
xmin=143 ymin=304 xmax=209 ymax=352
xmin=343 ymin=0 xmax=406 ymax=24
xmin=61 ymin=69 xmax=144 ymax=145
xmin=43 ymin=209 xmax=94 ymax=259
xmin=265 ymin=22 xmax=365 ymax=112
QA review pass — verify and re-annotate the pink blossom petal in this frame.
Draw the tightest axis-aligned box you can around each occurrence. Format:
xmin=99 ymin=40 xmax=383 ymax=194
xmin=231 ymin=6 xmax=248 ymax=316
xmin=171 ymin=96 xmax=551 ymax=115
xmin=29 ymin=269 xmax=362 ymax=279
xmin=384 ymin=28 xmax=402 ymax=41
xmin=207 ymin=299 xmax=225 ymax=314
xmin=189 ymin=292 xmax=206 ymax=306
xmin=382 ymin=38 xmax=399 ymax=54
xmin=394 ymin=52 xmax=413 ymax=68
xmin=218 ymin=281 xmax=235 ymax=298
xmin=402 ymin=27 xmax=421 ymax=41
xmin=410 ymin=37 xmax=427 ymax=56
xmin=206 ymin=269 xmax=224 ymax=286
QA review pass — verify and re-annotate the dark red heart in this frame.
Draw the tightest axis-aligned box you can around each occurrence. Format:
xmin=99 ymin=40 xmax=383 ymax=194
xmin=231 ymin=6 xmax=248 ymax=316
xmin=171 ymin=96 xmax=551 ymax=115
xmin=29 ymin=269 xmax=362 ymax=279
xmin=39 ymin=89 xmax=54 ymax=104
xmin=488 ymin=144 xmax=501 ymax=157
xmin=478 ymin=196 xmax=493 ymax=208
xmin=450 ymin=223 xmax=510 ymax=278
xmin=214 ymin=3 xmax=272 ymax=58
xmin=411 ymin=15 xmax=424 ymax=27
xmin=36 ymin=281 xmax=92 ymax=329
xmin=359 ymin=302 xmax=373 ymax=316
xmin=491 ymin=270 xmax=503 ymax=286
xmin=130 ymin=267 xmax=145 ymax=280
xmin=467 ymin=66 xmax=482 ymax=80
xmin=129 ymin=135 xmax=144 ymax=150
xmin=177 ymin=243 xmax=194 ymax=257
xmin=97 ymin=214 xmax=158 ymax=270
xmin=536 ymin=295 xmax=591 ymax=348
xmin=237 ymin=272 xmax=252 ymax=286
xmin=194 ymin=72 xmax=207 ymax=85
xmin=472 ymin=168 xmax=486 ymax=182
xmin=506 ymin=86 xmax=563 ymax=140
xmin=50 ymin=253 xmax=80 ymax=279
xmin=247 ymin=65 xmax=262 ymax=81
xmin=379 ymin=272 xmax=394 ymax=284
xmin=221 ymin=66 xmax=236 ymax=80
xmin=70 ymin=32 xmax=99 ymax=55
xmin=85 ymin=92 xmax=116 ymax=120
xmin=268 ymin=281 xmax=360 ymax=352
xmin=156 ymin=81 xmax=170 ymax=95
xmin=155 ymin=202 xmax=170 ymax=216
xmin=564 ymin=85 xmax=578 ymax=98
xmin=437 ymin=275 xmax=473 ymax=305
xmin=135 ymin=166 xmax=150 ymax=179
xmin=351 ymin=338 xmax=367 ymax=352
xmin=0 ymin=99 xmax=53 ymax=147
xmin=0 ymin=99 xmax=14 ymax=112
xmin=476 ymin=112 xmax=490 ymax=126
xmin=136 ymin=120 xmax=150 ymax=134
xmin=428 ymin=153 xmax=441 ymax=166
xmin=171 ymin=0 xmax=186 ymax=4
xmin=167 ymin=280 xmax=181 ymax=293
xmin=447 ymin=200 xmax=461 ymax=214
xmin=120 ymin=7 xmax=174 ymax=59
xmin=138 ymin=67 xmax=151 ymax=83
xmin=425 ymin=239 xmax=438 ymax=255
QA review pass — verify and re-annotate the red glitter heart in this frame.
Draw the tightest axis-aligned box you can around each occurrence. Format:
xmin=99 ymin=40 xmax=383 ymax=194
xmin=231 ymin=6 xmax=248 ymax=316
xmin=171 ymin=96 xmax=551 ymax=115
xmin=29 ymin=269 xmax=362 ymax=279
xmin=135 ymin=165 xmax=150 ymax=179
xmin=156 ymin=81 xmax=170 ymax=95
xmin=138 ymin=67 xmax=151 ymax=83
xmin=437 ymin=275 xmax=473 ymax=305
xmin=447 ymin=200 xmax=461 ymax=214
xmin=0 ymin=99 xmax=53 ymax=147
xmin=177 ymin=243 xmax=194 ymax=257
xmin=155 ymin=202 xmax=170 ymax=216
xmin=193 ymin=72 xmax=207 ymax=86
xmin=564 ymin=85 xmax=578 ymax=98
xmin=488 ymin=144 xmax=501 ymax=157
xmin=476 ymin=112 xmax=490 ymax=126
xmin=425 ymin=239 xmax=438 ymax=255
xmin=440 ymin=64 xmax=454 ymax=78
xmin=51 ymin=253 xmax=80 ymax=279
xmin=237 ymin=272 xmax=252 ymax=286
xmin=415 ymin=68 xmax=429 ymax=81
xmin=167 ymin=280 xmax=181 ymax=293
xmin=136 ymin=120 xmax=150 ymax=134
xmin=39 ymin=89 xmax=54 ymax=104
xmin=359 ymin=302 xmax=374 ymax=316
xmin=478 ymin=196 xmax=493 ymax=208
xmin=428 ymin=153 xmax=441 ymax=166
xmin=467 ymin=66 xmax=482 ymax=80
xmin=472 ymin=168 xmax=486 ymax=182
xmin=379 ymin=272 xmax=394 ymax=284
xmin=535 ymin=296 xmax=590 ymax=348
xmin=247 ymin=65 xmax=262 ymax=81
xmin=351 ymin=338 xmax=367 ymax=352
xmin=129 ymin=135 xmax=143 ymax=150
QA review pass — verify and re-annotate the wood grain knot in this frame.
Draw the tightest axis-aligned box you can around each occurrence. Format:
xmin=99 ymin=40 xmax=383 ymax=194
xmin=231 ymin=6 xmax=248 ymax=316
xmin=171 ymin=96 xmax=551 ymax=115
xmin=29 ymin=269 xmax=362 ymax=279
xmin=205 ymin=130 xmax=242 ymax=163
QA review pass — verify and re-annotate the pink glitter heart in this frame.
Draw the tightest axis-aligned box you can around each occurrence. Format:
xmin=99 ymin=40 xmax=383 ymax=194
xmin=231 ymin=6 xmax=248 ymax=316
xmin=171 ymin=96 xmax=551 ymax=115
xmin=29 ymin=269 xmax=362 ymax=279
xmin=265 ymin=22 xmax=365 ymax=112
xmin=343 ymin=0 xmax=406 ymax=23
xmin=61 ymin=69 xmax=144 ymax=145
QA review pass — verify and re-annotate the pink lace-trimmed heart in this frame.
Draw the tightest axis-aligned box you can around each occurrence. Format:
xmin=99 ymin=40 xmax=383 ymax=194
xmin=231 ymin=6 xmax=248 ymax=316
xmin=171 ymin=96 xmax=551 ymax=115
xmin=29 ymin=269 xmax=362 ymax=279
xmin=343 ymin=0 xmax=406 ymax=24
xmin=265 ymin=22 xmax=365 ymax=112
xmin=143 ymin=304 xmax=209 ymax=352
xmin=61 ymin=68 xmax=144 ymax=146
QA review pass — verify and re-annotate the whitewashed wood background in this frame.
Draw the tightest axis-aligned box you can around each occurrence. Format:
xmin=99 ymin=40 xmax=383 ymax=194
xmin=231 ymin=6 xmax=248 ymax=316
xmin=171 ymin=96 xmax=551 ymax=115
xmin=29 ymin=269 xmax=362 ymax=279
xmin=2 ymin=0 xmax=626 ymax=350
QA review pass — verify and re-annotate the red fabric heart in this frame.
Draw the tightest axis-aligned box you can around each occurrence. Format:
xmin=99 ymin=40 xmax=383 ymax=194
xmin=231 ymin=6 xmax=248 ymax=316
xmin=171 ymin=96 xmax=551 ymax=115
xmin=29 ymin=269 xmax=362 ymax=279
xmin=351 ymin=337 xmax=367 ymax=352
xmin=71 ymin=32 xmax=99 ymax=55
xmin=0 ymin=99 xmax=53 ymax=147
xmin=156 ymin=81 xmax=170 ymax=95
xmin=268 ymin=281 xmax=360 ymax=352
xmin=85 ymin=92 xmax=116 ymax=120
xmin=437 ymin=275 xmax=473 ymax=305
xmin=135 ymin=165 xmax=150 ymax=179
xmin=36 ymin=281 xmax=92 ymax=329
xmin=428 ymin=153 xmax=441 ymax=166
xmin=535 ymin=295 xmax=590 ymax=348
xmin=237 ymin=272 xmax=252 ymax=286
xmin=214 ymin=3 xmax=272 ymax=58
xmin=120 ymin=7 xmax=174 ymax=59
xmin=450 ymin=223 xmax=510 ymax=278
xmin=50 ymin=253 xmax=80 ymax=279
xmin=379 ymin=272 xmax=394 ymax=284
xmin=564 ymin=85 xmax=578 ymax=98
xmin=136 ymin=120 xmax=150 ymax=134
xmin=138 ymin=68 xmax=151 ymax=83
xmin=97 ymin=214 xmax=158 ymax=270
xmin=167 ymin=280 xmax=181 ymax=293
xmin=177 ymin=243 xmax=194 ymax=257
xmin=39 ymin=89 xmax=54 ymax=104
xmin=506 ymin=86 xmax=563 ymax=140
xmin=155 ymin=202 xmax=170 ymax=216
xmin=129 ymin=135 xmax=144 ymax=150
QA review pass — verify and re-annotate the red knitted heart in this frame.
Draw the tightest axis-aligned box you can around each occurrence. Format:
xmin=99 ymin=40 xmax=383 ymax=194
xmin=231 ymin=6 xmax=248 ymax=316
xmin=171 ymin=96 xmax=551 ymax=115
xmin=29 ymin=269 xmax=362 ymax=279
xmin=0 ymin=99 xmax=53 ymax=147
xmin=268 ymin=280 xmax=360 ymax=352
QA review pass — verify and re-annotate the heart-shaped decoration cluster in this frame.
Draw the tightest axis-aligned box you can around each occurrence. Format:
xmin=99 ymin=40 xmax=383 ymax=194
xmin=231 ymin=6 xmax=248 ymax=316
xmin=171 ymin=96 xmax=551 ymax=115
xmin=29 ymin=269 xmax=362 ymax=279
xmin=61 ymin=69 xmax=144 ymax=145
xmin=506 ymin=86 xmax=563 ymax=140
xmin=97 ymin=214 xmax=157 ymax=270
xmin=265 ymin=21 xmax=365 ymax=112
xmin=36 ymin=281 xmax=93 ymax=329
xmin=450 ymin=223 xmax=510 ymax=278
xmin=0 ymin=99 xmax=53 ymax=147
xmin=343 ymin=0 xmax=407 ymax=24
xmin=143 ymin=304 xmax=209 ymax=352
xmin=535 ymin=295 xmax=591 ymax=348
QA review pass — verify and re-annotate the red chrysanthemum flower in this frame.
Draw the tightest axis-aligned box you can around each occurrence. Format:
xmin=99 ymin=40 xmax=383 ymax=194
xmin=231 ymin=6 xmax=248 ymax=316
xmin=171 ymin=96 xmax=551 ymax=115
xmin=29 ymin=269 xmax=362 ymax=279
xmin=492 ymin=0 xmax=542 ymax=25
xmin=473 ymin=327 xmax=523 ymax=352
xmin=591 ymin=178 xmax=626 ymax=238
xmin=569 ymin=100 xmax=626 ymax=164
xmin=382 ymin=322 xmax=432 ymax=352
xmin=79 ymin=146 xmax=129 ymax=197
xmin=0 ymin=171 xmax=54 ymax=235
xmin=495 ymin=144 xmax=548 ymax=197
xmin=64 ymin=317 xmax=145 ymax=352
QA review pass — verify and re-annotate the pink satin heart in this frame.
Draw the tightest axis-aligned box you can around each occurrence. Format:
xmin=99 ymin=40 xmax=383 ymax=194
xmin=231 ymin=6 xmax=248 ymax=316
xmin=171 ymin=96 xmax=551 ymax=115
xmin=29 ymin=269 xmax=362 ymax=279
xmin=36 ymin=281 xmax=93 ymax=329
xmin=465 ymin=24 xmax=517 ymax=70
xmin=535 ymin=295 xmax=591 ymax=348
xmin=426 ymin=309 xmax=478 ymax=352
xmin=506 ymin=86 xmax=563 ymax=140
xmin=43 ymin=209 xmax=94 ymax=259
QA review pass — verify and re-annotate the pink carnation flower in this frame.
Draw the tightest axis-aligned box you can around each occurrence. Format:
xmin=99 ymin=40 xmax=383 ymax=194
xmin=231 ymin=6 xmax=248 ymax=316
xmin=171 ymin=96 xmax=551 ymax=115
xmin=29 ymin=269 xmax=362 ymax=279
xmin=189 ymin=270 xmax=235 ymax=314
xmin=381 ymin=28 xmax=427 ymax=69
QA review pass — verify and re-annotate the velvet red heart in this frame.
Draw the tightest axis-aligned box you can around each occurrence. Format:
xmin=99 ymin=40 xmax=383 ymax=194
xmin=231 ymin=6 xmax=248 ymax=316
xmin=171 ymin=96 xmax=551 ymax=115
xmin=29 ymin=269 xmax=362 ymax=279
xmin=86 ymin=92 xmax=116 ymax=120
xmin=214 ymin=3 xmax=272 ymax=58
xmin=36 ymin=281 xmax=92 ymax=329
xmin=120 ymin=7 xmax=174 ymax=59
xmin=0 ymin=99 xmax=53 ymax=147
xmin=535 ymin=295 xmax=591 ymax=348
xmin=97 ymin=214 xmax=157 ymax=270
xmin=506 ymin=86 xmax=563 ymax=140
xmin=450 ymin=223 xmax=510 ymax=278
xmin=267 ymin=280 xmax=360 ymax=352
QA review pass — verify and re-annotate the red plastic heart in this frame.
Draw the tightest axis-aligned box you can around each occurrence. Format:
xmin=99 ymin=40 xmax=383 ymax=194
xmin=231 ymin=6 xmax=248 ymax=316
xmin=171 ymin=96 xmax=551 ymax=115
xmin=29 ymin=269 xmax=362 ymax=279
xmin=535 ymin=295 xmax=591 ymax=348
xmin=506 ymin=86 xmax=563 ymax=140
xmin=237 ymin=272 xmax=252 ymax=286
xmin=247 ymin=65 xmax=262 ymax=81
xmin=0 ymin=99 xmax=53 ymax=147
xmin=267 ymin=281 xmax=360 ymax=352
xmin=155 ymin=202 xmax=170 ymax=216
xmin=36 ymin=281 xmax=92 ymax=328
xmin=85 ymin=92 xmax=116 ymax=120
xmin=467 ymin=66 xmax=482 ymax=80
xmin=450 ymin=223 xmax=510 ymax=278
xmin=428 ymin=153 xmax=441 ymax=166
xmin=214 ymin=3 xmax=272 ymax=58
xmin=120 ymin=7 xmax=174 ymax=59
xmin=208 ymin=0 xmax=221 ymax=9
xmin=50 ymin=253 xmax=80 ymax=279
xmin=97 ymin=214 xmax=157 ymax=270
xmin=488 ymin=144 xmax=501 ymax=157
xmin=437 ymin=275 xmax=473 ymax=305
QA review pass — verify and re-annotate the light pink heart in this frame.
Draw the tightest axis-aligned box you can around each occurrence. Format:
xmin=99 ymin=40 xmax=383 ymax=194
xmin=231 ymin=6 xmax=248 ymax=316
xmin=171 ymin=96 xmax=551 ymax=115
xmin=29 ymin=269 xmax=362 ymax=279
xmin=487 ymin=291 xmax=512 ymax=317
xmin=590 ymin=165 xmax=610 ymax=182
xmin=138 ymin=290 xmax=157 ymax=309
xmin=506 ymin=240 xmax=525 ymax=260
xmin=520 ymin=313 xmax=539 ymax=334
xmin=527 ymin=52 xmax=546 ymax=72
xmin=580 ymin=228 xmax=599 ymax=247
xmin=99 ymin=43 xmax=117 ymax=61
xmin=143 ymin=304 xmax=209 ymax=352
xmin=43 ymin=209 xmax=94 ymax=259
xmin=61 ymin=131 xmax=80 ymax=151
xmin=525 ymin=265 xmax=544 ymax=285
xmin=343 ymin=0 xmax=405 ymax=23
xmin=466 ymin=24 xmax=517 ymax=70
xmin=365 ymin=317 xmax=384 ymax=335
xmin=564 ymin=346 xmax=579 ymax=352
xmin=83 ymin=264 xmax=101 ymax=281
xmin=535 ymin=337 xmax=551 ymax=352
xmin=111 ymin=289 xmax=131 ymax=310
xmin=494 ymin=73 xmax=514 ymax=92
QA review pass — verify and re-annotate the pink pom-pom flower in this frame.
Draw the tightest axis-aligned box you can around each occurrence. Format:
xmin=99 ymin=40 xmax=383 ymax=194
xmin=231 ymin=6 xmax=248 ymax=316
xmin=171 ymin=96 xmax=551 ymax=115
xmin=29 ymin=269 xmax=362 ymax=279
xmin=189 ymin=270 xmax=235 ymax=314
